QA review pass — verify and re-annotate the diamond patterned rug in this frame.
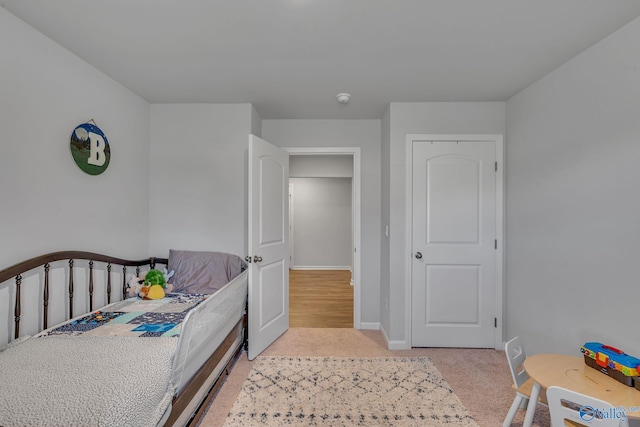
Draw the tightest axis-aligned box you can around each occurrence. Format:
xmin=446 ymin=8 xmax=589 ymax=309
xmin=223 ymin=356 xmax=479 ymax=426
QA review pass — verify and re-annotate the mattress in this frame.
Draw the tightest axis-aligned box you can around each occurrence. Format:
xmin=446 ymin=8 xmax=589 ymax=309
xmin=0 ymin=335 xmax=177 ymax=427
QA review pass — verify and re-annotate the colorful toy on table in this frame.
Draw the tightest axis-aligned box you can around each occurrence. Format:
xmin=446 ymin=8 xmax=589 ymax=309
xmin=581 ymin=342 xmax=640 ymax=387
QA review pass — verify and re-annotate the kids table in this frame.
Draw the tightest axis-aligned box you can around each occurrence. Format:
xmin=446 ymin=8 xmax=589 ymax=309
xmin=522 ymin=354 xmax=640 ymax=427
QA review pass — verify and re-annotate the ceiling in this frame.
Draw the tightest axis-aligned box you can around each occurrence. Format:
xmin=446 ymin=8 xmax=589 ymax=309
xmin=3 ymin=0 xmax=640 ymax=119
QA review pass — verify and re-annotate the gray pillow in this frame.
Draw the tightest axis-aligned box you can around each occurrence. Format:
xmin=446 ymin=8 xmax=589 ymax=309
xmin=168 ymin=249 xmax=245 ymax=294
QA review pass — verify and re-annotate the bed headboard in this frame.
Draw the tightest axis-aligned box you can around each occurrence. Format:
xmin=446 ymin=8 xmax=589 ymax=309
xmin=0 ymin=251 xmax=168 ymax=345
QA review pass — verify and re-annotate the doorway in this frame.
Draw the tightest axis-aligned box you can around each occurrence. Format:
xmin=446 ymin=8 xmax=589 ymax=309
xmin=284 ymin=147 xmax=362 ymax=329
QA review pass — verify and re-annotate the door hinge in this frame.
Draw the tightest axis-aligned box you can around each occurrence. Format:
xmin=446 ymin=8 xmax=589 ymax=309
xmin=495 ymin=161 xmax=498 ymax=172
xmin=495 ymin=239 xmax=497 ymax=250
xmin=494 ymin=317 xmax=497 ymax=328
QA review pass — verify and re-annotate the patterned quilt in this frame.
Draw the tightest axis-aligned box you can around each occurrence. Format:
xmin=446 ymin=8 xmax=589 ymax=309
xmin=40 ymin=293 xmax=208 ymax=338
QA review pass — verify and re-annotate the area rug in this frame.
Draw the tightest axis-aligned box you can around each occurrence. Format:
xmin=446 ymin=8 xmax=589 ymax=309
xmin=223 ymin=356 xmax=479 ymax=426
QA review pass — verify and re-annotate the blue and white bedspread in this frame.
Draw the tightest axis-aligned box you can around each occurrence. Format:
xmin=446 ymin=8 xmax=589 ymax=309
xmin=40 ymin=293 xmax=208 ymax=338
xmin=0 ymin=294 xmax=208 ymax=427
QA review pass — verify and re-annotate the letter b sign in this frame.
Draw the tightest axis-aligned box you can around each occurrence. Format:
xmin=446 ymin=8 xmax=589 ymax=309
xmin=70 ymin=122 xmax=111 ymax=175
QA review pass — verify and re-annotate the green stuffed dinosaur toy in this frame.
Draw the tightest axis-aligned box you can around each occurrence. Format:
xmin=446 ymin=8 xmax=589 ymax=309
xmin=140 ymin=269 xmax=170 ymax=300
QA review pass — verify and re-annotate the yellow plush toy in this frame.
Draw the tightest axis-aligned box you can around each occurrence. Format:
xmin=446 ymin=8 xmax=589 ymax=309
xmin=139 ymin=269 xmax=170 ymax=300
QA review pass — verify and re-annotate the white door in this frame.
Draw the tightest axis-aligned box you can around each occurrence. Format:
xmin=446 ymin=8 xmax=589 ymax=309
xmin=411 ymin=137 xmax=500 ymax=348
xmin=247 ymin=134 xmax=289 ymax=360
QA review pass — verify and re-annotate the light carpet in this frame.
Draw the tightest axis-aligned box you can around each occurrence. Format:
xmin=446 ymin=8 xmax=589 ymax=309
xmin=223 ymin=355 xmax=479 ymax=426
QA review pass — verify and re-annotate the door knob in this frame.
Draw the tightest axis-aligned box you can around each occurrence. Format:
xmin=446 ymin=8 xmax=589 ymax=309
xmin=244 ymin=256 xmax=252 ymax=263
xmin=415 ymin=252 xmax=423 ymax=259
xmin=254 ymin=255 xmax=263 ymax=263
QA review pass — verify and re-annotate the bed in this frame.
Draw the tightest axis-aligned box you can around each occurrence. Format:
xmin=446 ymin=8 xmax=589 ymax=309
xmin=0 ymin=249 xmax=248 ymax=427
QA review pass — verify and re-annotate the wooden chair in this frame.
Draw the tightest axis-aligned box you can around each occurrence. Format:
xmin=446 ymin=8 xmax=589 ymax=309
xmin=546 ymin=386 xmax=627 ymax=427
xmin=503 ymin=336 xmax=547 ymax=426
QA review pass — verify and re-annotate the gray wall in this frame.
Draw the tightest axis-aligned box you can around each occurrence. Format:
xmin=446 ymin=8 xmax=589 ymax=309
xmin=148 ymin=104 xmax=255 ymax=258
xmin=289 ymin=156 xmax=353 ymax=269
xmin=505 ymin=16 xmax=640 ymax=357
xmin=0 ymin=8 xmax=151 ymax=346
xmin=0 ymin=8 xmax=151 ymax=266
xmin=380 ymin=108 xmax=392 ymax=339
xmin=290 ymin=155 xmax=353 ymax=178
xmin=289 ymin=177 xmax=352 ymax=269
xmin=262 ymin=120 xmax=381 ymax=325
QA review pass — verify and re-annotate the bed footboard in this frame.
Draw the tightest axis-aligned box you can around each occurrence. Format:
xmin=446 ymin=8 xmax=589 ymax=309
xmin=0 ymin=251 xmax=167 ymax=346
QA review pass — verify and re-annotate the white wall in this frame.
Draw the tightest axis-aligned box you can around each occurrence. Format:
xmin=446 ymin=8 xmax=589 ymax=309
xmin=0 ymin=8 xmax=151 ymax=266
xmin=385 ymin=102 xmax=506 ymax=347
xmin=506 ymin=17 xmax=640 ymax=356
xmin=290 ymin=155 xmax=353 ymax=178
xmin=289 ymin=156 xmax=353 ymax=269
xmin=148 ymin=104 xmax=255 ymax=258
xmin=380 ymin=108 xmax=392 ymax=338
xmin=290 ymin=177 xmax=352 ymax=269
xmin=262 ymin=120 xmax=381 ymax=324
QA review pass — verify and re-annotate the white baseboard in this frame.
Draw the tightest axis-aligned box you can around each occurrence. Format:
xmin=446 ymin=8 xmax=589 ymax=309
xmin=291 ymin=266 xmax=351 ymax=270
xmin=358 ymin=322 xmax=380 ymax=330
xmin=387 ymin=340 xmax=411 ymax=350
xmin=380 ymin=324 xmax=411 ymax=350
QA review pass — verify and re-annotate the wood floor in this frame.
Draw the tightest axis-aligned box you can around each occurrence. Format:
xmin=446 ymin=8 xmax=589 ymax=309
xmin=289 ymin=270 xmax=353 ymax=328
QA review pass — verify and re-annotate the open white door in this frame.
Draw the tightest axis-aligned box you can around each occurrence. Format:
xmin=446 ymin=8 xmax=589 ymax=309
xmin=247 ymin=134 xmax=289 ymax=360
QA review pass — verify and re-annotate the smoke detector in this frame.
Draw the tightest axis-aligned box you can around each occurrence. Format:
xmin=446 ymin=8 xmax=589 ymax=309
xmin=336 ymin=93 xmax=351 ymax=104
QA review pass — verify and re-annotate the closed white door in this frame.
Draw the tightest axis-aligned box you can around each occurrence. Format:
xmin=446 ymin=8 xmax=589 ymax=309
xmin=411 ymin=137 xmax=501 ymax=348
xmin=247 ymin=134 xmax=289 ymax=360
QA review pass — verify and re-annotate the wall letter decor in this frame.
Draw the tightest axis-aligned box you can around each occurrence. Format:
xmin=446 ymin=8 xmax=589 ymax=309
xmin=70 ymin=121 xmax=111 ymax=175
